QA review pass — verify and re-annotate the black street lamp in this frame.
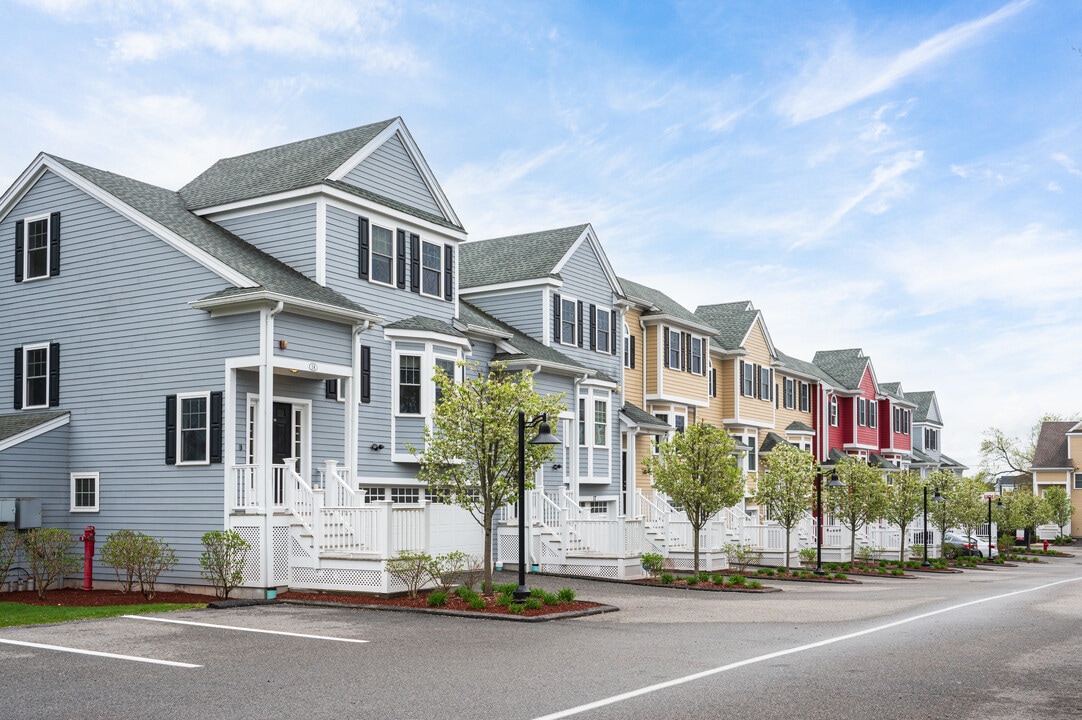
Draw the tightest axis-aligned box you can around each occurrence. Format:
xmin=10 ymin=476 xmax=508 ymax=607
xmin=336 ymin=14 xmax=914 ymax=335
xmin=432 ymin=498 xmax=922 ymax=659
xmin=514 ymin=411 xmax=560 ymax=601
xmin=815 ymin=469 xmax=843 ymax=575
xmin=986 ymin=495 xmax=994 ymax=559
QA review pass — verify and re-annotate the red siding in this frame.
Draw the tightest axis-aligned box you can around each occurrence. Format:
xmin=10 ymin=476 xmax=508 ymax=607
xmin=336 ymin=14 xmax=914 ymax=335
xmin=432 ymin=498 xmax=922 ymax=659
xmin=854 ymin=367 xmax=878 ymax=447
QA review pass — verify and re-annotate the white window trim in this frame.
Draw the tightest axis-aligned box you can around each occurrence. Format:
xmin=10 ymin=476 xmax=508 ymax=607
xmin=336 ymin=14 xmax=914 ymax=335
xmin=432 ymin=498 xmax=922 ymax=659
xmin=21 ymin=341 xmax=51 ymax=410
xmin=857 ymin=398 xmax=866 ymax=427
xmin=420 ymin=239 xmax=443 ymax=299
xmin=799 ymin=382 xmax=810 ymax=412
xmin=560 ymin=295 xmax=578 ymax=347
xmin=368 ymin=223 xmax=396 ymax=289
xmin=741 ymin=360 xmax=755 ymax=397
xmin=70 ymin=472 xmax=99 ymax=513
xmin=594 ymin=306 xmax=612 ymax=354
xmin=829 ymin=396 xmax=839 ymax=427
xmin=784 ymin=378 xmax=795 ymax=409
xmin=690 ymin=336 xmax=703 ymax=375
xmin=1074 ymin=473 xmax=1082 ymax=490
xmin=21 ymin=213 xmax=51 ymax=282
xmin=745 ymin=433 xmax=758 ymax=472
xmin=869 ymin=400 xmax=877 ymax=429
xmin=667 ymin=329 xmax=683 ymax=369
xmin=578 ymin=387 xmax=611 ymax=449
xmin=176 ymin=391 xmax=211 ymax=466
xmin=623 ymin=322 xmax=632 ymax=368
xmin=392 ymin=343 xmax=463 ymax=419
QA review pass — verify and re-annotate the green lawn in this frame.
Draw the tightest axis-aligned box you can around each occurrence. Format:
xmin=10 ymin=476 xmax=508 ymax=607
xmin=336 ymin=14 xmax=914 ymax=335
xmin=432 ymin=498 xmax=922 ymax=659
xmin=0 ymin=602 xmax=205 ymax=628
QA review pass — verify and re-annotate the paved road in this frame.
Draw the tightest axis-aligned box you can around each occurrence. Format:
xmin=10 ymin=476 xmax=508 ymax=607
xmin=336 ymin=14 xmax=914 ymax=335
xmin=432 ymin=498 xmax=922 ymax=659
xmin=2 ymin=557 xmax=1080 ymax=719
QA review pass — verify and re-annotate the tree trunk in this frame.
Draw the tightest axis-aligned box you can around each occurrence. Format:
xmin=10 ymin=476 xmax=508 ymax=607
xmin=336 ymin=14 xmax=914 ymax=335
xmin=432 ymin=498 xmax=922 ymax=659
xmin=692 ymin=521 xmax=702 ymax=575
xmin=850 ymin=526 xmax=856 ymax=563
xmin=784 ymin=529 xmax=790 ymax=570
xmin=482 ymin=514 xmax=494 ymax=596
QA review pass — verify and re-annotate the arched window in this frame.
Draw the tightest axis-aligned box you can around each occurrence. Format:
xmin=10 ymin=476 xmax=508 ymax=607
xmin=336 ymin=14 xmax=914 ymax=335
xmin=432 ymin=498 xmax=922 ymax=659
xmin=829 ymin=395 xmax=839 ymax=427
xmin=622 ymin=323 xmax=634 ymax=368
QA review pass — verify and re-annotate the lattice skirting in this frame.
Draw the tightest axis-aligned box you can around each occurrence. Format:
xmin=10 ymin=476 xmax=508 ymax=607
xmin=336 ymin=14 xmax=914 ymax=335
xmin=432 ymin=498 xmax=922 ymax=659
xmin=232 ymin=525 xmax=264 ymax=585
xmin=291 ymin=566 xmax=386 ymax=591
xmin=540 ymin=557 xmax=645 ymax=580
xmin=664 ymin=552 xmax=729 ymax=572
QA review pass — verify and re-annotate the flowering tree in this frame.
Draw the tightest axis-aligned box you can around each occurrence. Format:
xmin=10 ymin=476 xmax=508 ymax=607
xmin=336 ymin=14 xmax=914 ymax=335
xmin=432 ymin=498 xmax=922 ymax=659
xmin=883 ymin=470 xmax=924 ymax=561
xmin=414 ymin=361 xmax=565 ymax=595
xmin=826 ymin=456 xmax=888 ymax=562
xmin=1042 ymin=485 xmax=1074 ymax=537
xmin=754 ymin=444 xmax=815 ymax=569
xmin=643 ymin=422 xmax=743 ymax=574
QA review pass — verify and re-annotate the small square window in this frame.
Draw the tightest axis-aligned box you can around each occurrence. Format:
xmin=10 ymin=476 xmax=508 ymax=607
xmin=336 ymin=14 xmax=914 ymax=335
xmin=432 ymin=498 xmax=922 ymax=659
xmin=70 ymin=472 xmax=99 ymax=512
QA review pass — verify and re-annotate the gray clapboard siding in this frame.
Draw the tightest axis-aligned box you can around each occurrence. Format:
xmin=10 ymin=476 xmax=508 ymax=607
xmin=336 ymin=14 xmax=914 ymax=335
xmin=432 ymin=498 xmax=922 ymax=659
xmin=548 ymin=241 xmax=623 ymax=381
xmin=0 ymin=425 xmax=70 ymax=529
xmin=342 ymin=133 xmax=444 ymax=218
xmin=217 ymin=204 xmax=318 ymax=280
xmin=274 ymin=313 xmax=352 ymax=367
xmin=324 ymin=204 xmax=458 ymax=325
xmin=1 ymin=170 xmax=266 ymax=584
xmin=467 ymin=290 xmax=544 ymax=340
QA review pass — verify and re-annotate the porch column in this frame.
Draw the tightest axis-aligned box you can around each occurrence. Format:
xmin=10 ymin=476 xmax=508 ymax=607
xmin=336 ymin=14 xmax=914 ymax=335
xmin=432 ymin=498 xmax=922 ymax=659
xmin=625 ymin=429 xmax=637 ymax=518
xmin=259 ymin=302 xmax=283 ymax=596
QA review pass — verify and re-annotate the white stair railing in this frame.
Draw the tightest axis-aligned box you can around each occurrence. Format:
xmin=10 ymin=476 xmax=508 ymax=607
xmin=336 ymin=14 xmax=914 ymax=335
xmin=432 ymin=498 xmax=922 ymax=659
xmin=322 ymin=460 xmax=361 ymax=507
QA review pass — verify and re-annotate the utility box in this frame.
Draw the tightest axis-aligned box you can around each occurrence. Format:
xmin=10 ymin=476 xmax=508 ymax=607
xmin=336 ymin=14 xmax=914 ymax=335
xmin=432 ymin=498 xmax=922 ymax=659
xmin=0 ymin=498 xmax=15 ymax=524
xmin=15 ymin=498 xmax=41 ymax=529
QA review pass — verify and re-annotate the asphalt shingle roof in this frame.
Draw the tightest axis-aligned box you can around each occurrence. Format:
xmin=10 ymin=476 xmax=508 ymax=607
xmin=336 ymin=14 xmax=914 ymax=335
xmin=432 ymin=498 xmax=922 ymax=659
xmin=459 ymin=225 xmax=588 ymax=289
xmin=693 ymin=301 xmax=757 ymax=352
xmin=812 ymin=349 xmax=869 ymax=391
xmin=1032 ymin=421 xmax=1076 ymax=469
xmin=759 ymin=431 xmax=790 ymax=454
xmin=938 ymin=453 xmax=966 ymax=470
xmin=180 ymin=120 xmax=394 ymax=210
xmin=621 ymin=402 xmax=672 ymax=431
xmin=458 ymin=301 xmax=589 ymax=372
xmin=785 ymin=421 xmax=814 ymax=433
xmin=49 ymin=155 xmax=370 ymax=317
xmin=384 ymin=316 xmax=465 ymax=338
xmin=0 ymin=411 xmax=68 ymax=443
xmin=620 ymin=277 xmax=710 ymax=329
xmin=904 ymin=391 xmax=937 ymax=423
xmin=776 ymin=349 xmax=838 ymax=385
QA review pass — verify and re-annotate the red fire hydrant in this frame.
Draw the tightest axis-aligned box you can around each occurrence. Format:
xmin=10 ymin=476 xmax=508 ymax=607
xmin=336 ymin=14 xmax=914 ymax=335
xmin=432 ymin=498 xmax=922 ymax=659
xmin=79 ymin=526 xmax=95 ymax=591
xmin=1043 ymin=539 xmax=1050 ymax=552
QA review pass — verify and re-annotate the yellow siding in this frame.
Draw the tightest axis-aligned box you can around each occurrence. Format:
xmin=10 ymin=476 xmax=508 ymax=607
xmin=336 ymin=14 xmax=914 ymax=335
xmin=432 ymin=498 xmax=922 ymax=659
xmin=775 ymin=370 xmax=815 ymax=439
xmin=700 ymin=358 xmax=725 ymax=428
xmin=738 ymin=320 xmax=775 ymax=425
xmin=1069 ymin=436 xmax=1082 ymax=469
xmin=623 ymin=307 xmax=645 ymax=407
xmin=645 ymin=325 xmax=659 ymax=395
xmin=720 ymin=358 xmax=736 ymax=418
xmin=660 ymin=363 xmax=709 ymax=402
xmin=634 ymin=433 xmax=655 ymax=493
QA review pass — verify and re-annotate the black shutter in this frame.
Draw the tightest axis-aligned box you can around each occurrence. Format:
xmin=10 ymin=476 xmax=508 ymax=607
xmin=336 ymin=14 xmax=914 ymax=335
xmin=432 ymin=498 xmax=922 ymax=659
xmin=165 ymin=395 xmax=177 ymax=465
xmin=325 ymin=379 xmax=338 ymax=399
xmin=610 ymin=310 xmax=617 ymax=354
xmin=48 ymin=342 xmax=59 ymax=407
xmin=553 ymin=294 xmax=561 ymax=343
xmin=663 ymin=327 xmax=670 ymax=368
xmin=577 ymin=301 xmax=584 ymax=348
xmin=409 ymin=233 xmax=420 ymax=293
xmin=396 ymin=229 xmax=407 ymax=289
xmin=589 ymin=304 xmax=596 ymax=350
xmin=775 ymin=384 xmax=779 ymax=409
xmin=49 ymin=212 xmax=60 ymax=277
xmin=361 ymin=346 xmax=371 ymax=404
xmin=14 ymin=220 xmax=23 ymax=283
xmin=444 ymin=244 xmax=454 ymax=301
xmin=755 ymin=365 xmax=761 ymax=399
xmin=13 ymin=347 xmax=22 ymax=409
xmin=629 ymin=336 xmax=636 ymax=369
xmin=739 ymin=361 xmax=745 ymax=395
xmin=681 ymin=333 xmax=688 ymax=371
xmin=209 ymin=391 xmax=223 ymax=464
xmin=357 ymin=217 xmax=369 ymax=279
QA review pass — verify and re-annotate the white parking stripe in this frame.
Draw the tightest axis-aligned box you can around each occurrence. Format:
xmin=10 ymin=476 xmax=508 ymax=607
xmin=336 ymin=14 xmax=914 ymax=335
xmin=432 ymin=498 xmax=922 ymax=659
xmin=123 ymin=614 xmax=370 ymax=643
xmin=0 ymin=638 xmax=201 ymax=667
xmin=532 ymin=575 xmax=1082 ymax=720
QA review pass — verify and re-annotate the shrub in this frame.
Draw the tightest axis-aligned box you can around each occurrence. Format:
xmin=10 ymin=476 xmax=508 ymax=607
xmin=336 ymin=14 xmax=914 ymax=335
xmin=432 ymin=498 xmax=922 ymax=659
xmin=541 ymin=592 xmax=560 ymax=606
xmin=0 ymin=525 xmax=23 ymax=590
xmin=508 ymin=602 xmax=526 ymax=615
xmin=727 ymin=574 xmax=746 ymax=586
xmin=757 ymin=568 xmax=774 ymax=576
xmin=100 ymin=529 xmax=140 ymax=593
xmin=493 ymin=583 xmax=517 ymax=595
xmin=746 ymin=580 xmax=763 ymax=589
xmin=524 ymin=597 xmax=542 ymax=610
xmin=199 ymin=530 xmax=250 ymax=599
xmin=496 ymin=592 xmax=514 ymax=607
xmin=855 ymin=545 xmax=874 ymax=564
xmin=530 ymin=587 xmax=546 ymax=598
xmin=101 ymin=530 xmax=178 ymax=600
xmin=685 ymin=575 xmax=699 ymax=586
xmin=698 ymin=571 xmax=711 ymax=583
xmin=641 ymin=552 xmax=664 ymax=577
xmin=659 ymin=572 xmax=675 ymax=584
xmin=24 ymin=527 xmax=81 ymax=600
xmin=460 ymin=554 xmax=485 ymax=591
xmin=557 ymin=587 xmax=576 ymax=603
xmin=427 ymin=591 xmax=447 ymax=607
xmin=833 ymin=573 xmax=847 ymax=580
xmin=134 ymin=535 xmax=177 ymax=600
xmin=468 ymin=596 xmax=486 ymax=610
xmin=710 ymin=574 xmax=725 ymax=585
xmin=385 ymin=551 xmax=435 ymax=599
xmin=722 ymin=543 xmax=762 ymax=573
xmin=429 ymin=550 xmax=468 ymax=592
xmin=891 ymin=568 xmax=904 ymax=576
xmin=798 ymin=547 xmax=817 ymax=569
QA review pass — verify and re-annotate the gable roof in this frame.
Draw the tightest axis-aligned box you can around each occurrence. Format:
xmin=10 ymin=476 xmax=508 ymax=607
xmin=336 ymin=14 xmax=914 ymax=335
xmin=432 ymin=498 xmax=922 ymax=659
xmin=812 ymin=348 xmax=873 ymax=392
xmin=180 ymin=118 xmax=463 ymax=231
xmin=457 ymin=301 xmax=590 ymax=375
xmin=904 ymin=391 xmax=940 ymax=424
xmin=45 ymin=156 xmax=375 ymax=322
xmin=776 ymin=349 xmax=836 ymax=386
xmin=0 ymin=410 xmax=69 ymax=452
xmin=459 ymin=225 xmax=588 ymax=289
xmin=621 ymin=402 xmax=673 ymax=432
xmin=620 ymin=277 xmax=716 ymax=333
xmin=694 ymin=301 xmax=759 ymax=353
xmin=1032 ymin=421 xmax=1076 ymax=469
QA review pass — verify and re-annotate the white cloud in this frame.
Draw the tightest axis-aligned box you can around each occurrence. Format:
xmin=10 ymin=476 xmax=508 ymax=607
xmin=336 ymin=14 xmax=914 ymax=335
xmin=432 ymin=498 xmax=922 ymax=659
xmin=1052 ymin=152 xmax=1082 ymax=177
xmin=776 ymin=0 xmax=1032 ymax=124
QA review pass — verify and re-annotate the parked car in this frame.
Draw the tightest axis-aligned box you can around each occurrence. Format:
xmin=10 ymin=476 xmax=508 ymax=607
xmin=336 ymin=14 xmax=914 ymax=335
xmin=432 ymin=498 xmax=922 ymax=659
xmin=943 ymin=532 xmax=998 ymax=558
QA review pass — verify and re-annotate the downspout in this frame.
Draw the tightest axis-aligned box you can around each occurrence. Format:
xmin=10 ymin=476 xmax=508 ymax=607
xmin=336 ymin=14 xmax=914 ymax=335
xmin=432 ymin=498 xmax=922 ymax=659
xmin=348 ymin=321 xmax=372 ymax=481
xmin=260 ymin=300 xmax=284 ymax=597
xmin=572 ymin=372 xmax=589 ymax=504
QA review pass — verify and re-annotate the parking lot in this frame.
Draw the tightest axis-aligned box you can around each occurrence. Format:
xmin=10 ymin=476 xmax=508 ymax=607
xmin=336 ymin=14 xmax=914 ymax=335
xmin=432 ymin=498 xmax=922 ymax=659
xmin=2 ymin=561 xmax=1081 ymax=719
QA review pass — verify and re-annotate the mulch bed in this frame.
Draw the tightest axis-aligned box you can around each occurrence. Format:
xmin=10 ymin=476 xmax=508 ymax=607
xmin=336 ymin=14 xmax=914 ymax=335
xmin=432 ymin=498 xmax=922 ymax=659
xmin=0 ymin=588 xmax=211 ymax=607
xmin=278 ymin=590 xmax=607 ymax=619
xmin=630 ymin=578 xmax=781 ymax=593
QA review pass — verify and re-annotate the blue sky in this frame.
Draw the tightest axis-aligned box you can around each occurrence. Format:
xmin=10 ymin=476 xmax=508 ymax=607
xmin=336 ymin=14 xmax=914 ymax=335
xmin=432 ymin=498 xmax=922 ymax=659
xmin=3 ymin=0 xmax=1080 ymax=470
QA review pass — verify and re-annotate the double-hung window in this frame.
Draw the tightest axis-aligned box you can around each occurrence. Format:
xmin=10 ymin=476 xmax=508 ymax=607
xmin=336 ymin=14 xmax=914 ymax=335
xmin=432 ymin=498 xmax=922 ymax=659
xmin=593 ymin=399 xmax=608 ymax=446
xmin=858 ymin=398 xmax=867 ymax=426
xmin=799 ymin=382 xmax=810 ymax=412
xmin=433 ymin=357 xmax=456 ymax=405
xmin=746 ymin=434 xmax=758 ymax=472
xmin=579 ymin=389 xmax=610 ymax=448
xmin=370 ymin=224 xmax=394 ymax=286
xmin=829 ymin=396 xmax=839 ymax=427
xmin=741 ymin=361 xmax=755 ymax=397
xmin=653 ymin=412 xmax=668 ymax=454
xmin=623 ymin=323 xmax=634 ymax=368
xmin=561 ymin=297 xmax=577 ymax=346
xmin=421 ymin=240 xmax=442 ymax=298
xmin=868 ymin=401 xmax=877 ymax=428
xmin=690 ymin=337 xmax=703 ymax=375
xmin=179 ymin=393 xmax=209 ymax=464
xmin=21 ymin=343 xmax=51 ymax=409
xmin=759 ymin=366 xmax=772 ymax=400
xmin=398 ymin=355 xmax=422 ymax=414
xmin=784 ymin=378 xmax=795 ymax=409
xmin=70 ymin=472 xmax=99 ymax=512
xmin=1075 ymin=473 xmax=1082 ymax=490
xmin=24 ymin=216 xmax=50 ymax=280
xmin=667 ymin=329 xmax=682 ymax=369
xmin=709 ymin=367 xmax=717 ymax=397
xmin=595 ymin=308 xmax=610 ymax=353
